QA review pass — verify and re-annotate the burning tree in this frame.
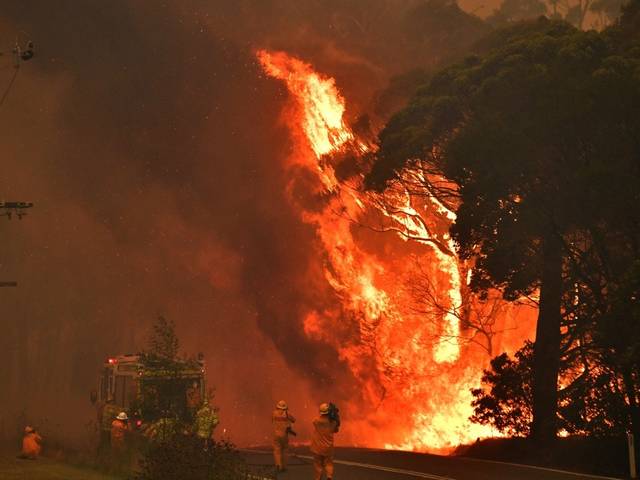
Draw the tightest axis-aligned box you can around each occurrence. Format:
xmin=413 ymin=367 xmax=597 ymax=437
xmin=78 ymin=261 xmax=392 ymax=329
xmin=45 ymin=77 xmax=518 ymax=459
xmin=257 ymin=49 xmax=536 ymax=450
xmin=367 ymin=11 xmax=640 ymax=445
xmin=361 ymin=168 xmax=534 ymax=357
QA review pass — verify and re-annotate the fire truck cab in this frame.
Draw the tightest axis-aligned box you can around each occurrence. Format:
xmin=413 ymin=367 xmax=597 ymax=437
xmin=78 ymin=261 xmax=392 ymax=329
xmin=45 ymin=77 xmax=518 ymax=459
xmin=94 ymin=353 xmax=206 ymax=423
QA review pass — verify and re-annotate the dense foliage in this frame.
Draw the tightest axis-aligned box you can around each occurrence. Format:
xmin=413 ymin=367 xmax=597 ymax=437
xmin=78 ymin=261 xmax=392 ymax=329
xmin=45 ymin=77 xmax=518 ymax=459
xmin=486 ymin=0 xmax=626 ymax=28
xmin=134 ymin=435 xmax=250 ymax=480
xmin=134 ymin=317 xmax=207 ymax=424
xmin=128 ymin=318 xmax=238 ymax=480
xmin=471 ymin=339 xmax=634 ymax=436
xmin=471 ymin=342 xmax=534 ymax=436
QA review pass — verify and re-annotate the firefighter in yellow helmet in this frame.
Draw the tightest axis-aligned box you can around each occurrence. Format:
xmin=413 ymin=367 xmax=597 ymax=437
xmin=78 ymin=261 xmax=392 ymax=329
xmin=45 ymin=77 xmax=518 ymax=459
xmin=194 ymin=399 xmax=219 ymax=450
xmin=311 ymin=403 xmax=340 ymax=480
xmin=272 ymin=400 xmax=296 ymax=472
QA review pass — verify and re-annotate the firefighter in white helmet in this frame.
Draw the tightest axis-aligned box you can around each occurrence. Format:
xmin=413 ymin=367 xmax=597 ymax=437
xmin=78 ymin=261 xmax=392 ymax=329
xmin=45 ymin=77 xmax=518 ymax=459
xmin=100 ymin=396 xmax=120 ymax=448
xmin=110 ymin=412 xmax=130 ymax=453
xmin=272 ymin=400 xmax=296 ymax=472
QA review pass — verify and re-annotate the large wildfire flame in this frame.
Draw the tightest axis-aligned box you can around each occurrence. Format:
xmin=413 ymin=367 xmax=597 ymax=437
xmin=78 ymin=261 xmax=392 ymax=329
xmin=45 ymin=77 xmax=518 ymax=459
xmin=257 ymin=50 xmax=536 ymax=452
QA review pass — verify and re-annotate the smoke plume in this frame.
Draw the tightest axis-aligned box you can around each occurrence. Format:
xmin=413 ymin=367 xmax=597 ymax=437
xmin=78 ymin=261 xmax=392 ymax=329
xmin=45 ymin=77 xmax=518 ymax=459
xmin=0 ymin=0 xmax=493 ymax=447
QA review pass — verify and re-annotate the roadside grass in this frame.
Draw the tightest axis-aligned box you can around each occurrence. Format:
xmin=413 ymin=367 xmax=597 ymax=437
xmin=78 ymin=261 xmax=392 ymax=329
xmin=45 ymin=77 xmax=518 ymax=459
xmin=0 ymin=455 xmax=123 ymax=480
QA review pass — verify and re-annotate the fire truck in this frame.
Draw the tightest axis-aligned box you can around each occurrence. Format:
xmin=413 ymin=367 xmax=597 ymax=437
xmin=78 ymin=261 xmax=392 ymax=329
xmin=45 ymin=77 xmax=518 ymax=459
xmin=92 ymin=353 xmax=206 ymax=425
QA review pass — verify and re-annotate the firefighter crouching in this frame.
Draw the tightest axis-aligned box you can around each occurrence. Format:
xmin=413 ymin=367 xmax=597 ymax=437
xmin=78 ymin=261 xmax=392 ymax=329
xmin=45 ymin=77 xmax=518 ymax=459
xmin=194 ymin=399 xmax=219 ymax=449
xmin=311 ymin=403 xmax=340 ymax=480
xmin=272 ymin=400 xmax=296 ymax=472
xmin=20 ymin=426 xmax=43 ymax=459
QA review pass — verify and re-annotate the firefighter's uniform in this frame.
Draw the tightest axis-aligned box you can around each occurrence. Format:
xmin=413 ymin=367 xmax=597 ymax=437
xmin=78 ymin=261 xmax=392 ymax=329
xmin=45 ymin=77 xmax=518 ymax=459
xmin=100 ymin=402 xmax=120 ymax=450
xmin=21 ymin=427 xmax=42 ymax=459
xmin=146 ymin=417 xmax=179 ymax=443
xmin=310 ymin=411 xmax=339 ymax=480
xmin=195 ymin=402 xmax=219 ymax=447
xmin=272 ymin=401 xmax=295 ymax=471
xmin=110 ymin=418 xmax=130 ymax=452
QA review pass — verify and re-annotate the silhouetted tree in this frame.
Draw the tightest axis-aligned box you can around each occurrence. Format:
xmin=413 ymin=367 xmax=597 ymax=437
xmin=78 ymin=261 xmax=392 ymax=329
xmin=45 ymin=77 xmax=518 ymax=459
xmin=471 ymin=339 xmax=633 ymax=436
xmin=134 ymin=433 xmax=249 ymax=480
xmin=137 ymin=316 xmax=201 ymax=423
xmin=487 ymin=0 xmax=547 ymax=25
xmin=589 ymin=0 xmax=626 ymax=27
xmin=147 ymin=316 xmax=179 ymax=361
xmin=488 ymin=0 xmax=606 ymax=28
xmin=367 ymin=15 xmax=640 ymax=443
xmin=471 ymin=342 xmax=534 ymax=436
xmin=401 ymin=0 xmax=490 ymax=65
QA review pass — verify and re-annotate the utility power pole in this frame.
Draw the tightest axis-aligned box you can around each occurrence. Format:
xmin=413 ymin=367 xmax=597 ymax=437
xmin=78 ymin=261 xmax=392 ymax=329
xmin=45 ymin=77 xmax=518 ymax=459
xmin=630 ymin=433 xmax=637 ymax=479
xmin=1 ymin=201 xmax=34 ymax=287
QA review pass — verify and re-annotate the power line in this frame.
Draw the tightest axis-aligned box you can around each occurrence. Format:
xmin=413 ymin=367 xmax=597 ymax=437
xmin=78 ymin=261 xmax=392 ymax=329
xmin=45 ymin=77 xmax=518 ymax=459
xmin=0 ymin=65 xmax=19 ymax=107
xmin=0 ymin=38 xmax=34 ymax=108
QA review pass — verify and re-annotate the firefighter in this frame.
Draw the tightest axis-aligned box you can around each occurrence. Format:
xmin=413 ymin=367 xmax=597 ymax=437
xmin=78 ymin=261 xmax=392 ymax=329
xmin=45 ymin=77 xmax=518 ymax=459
xmin=146 ymin=415 xmax=179 ymax=443
xmin=272 ymin=400 xmax=296 ymax=472
xmin=186 ymin=381 xmax=202 ymax=420
xmin=194 ymin=399 xmax=219 ymax=449
xmin=20 ymin=426 xmax=43 ymax=459
xmin=310 ymin=403 xmax=340 ymax=480
xmin=101 ymin=397 xmax=120 ymax=448
xmin=110 ymin=412 xmax=131 ymax=453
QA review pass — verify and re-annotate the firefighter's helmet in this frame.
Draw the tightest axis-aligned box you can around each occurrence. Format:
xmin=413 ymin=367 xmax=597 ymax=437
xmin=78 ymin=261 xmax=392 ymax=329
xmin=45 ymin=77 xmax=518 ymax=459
xmin=116 ymin=412 xmax=129 ymax=421
xmin=319 ymin=403 xmax=330 ymax=415
xmin=276 ymin=400 xmax=288 ymax=410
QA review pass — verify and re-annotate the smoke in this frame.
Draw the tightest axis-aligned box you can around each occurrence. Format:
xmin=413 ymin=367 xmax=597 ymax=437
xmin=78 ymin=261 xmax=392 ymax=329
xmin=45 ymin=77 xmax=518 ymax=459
xmin=0 ymin=0 xmax=489 ymax=447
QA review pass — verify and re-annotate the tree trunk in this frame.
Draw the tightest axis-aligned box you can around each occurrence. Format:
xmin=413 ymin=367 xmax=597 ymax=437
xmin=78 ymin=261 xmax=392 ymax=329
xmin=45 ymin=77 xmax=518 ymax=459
xmin=622 ymin=368 xmax=640 ymax=441
xmin=531 ymin=233 xmax=563 ymax=445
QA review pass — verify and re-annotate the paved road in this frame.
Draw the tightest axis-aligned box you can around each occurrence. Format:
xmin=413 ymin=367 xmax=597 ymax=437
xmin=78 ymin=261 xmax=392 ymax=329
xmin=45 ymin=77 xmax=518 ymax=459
xmin=0 ymin=448 xmax=623 ymax=480
xmin=241 ymin=447 xmax=623 ymax=480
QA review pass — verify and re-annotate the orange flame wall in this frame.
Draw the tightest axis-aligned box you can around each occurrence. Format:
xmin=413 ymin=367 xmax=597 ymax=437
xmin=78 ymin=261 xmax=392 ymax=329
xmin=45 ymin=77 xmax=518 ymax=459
xmin=257 ymin=49 xmax=536 ymax=452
